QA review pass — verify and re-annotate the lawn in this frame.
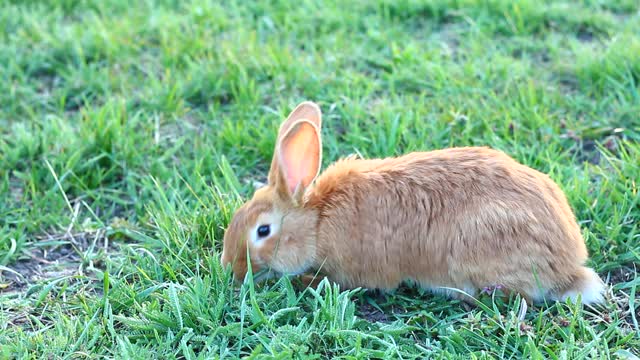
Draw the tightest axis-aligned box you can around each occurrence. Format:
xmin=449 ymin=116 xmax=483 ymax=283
xmin=0 ymin=0 xmax=639 ymax=358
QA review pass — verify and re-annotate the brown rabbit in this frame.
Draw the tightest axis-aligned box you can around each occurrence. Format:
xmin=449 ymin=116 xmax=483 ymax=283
xmin=220 ymin=101 xmax=605 ymax=305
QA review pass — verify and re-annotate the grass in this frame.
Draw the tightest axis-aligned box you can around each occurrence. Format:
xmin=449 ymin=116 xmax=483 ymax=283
xmin=0 ymin=0 xmax=639 ymax=358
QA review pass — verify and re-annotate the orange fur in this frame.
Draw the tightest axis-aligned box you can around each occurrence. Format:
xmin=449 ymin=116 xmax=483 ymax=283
xmin=221 ymin=101 xmax=605 ymax=305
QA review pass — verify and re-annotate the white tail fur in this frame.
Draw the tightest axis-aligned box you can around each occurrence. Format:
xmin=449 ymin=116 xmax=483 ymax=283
xmin=559 ymin=267 xmax=605 ymax=305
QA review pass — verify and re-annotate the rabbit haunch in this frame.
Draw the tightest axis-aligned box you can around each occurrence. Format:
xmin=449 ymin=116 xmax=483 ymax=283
xmin=220 ymin=101 xmax=605 ymax=305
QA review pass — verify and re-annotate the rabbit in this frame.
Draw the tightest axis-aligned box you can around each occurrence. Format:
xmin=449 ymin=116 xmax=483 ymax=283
xmin=220 ymin=101 xmax=606 ymax=305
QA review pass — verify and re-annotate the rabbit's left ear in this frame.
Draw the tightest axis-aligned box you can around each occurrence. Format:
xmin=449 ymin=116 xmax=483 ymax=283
xmin=272 ymin=119 xmax=322 ymax=202
xmin=278 ymin=101 xmax=322 ymax=136
xmin=268 ymin=102 xmax=322 ymax=199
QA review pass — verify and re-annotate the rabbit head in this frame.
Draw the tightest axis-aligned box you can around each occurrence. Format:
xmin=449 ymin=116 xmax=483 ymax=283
xmin=220 ymin=102 xmax=323 ymax=283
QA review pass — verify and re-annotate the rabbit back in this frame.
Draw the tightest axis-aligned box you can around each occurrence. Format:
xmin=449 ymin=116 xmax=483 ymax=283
xmin=306 ymin=147 xmax=601 ymax=303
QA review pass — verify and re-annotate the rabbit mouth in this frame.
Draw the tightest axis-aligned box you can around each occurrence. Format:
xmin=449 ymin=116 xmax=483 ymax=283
xmin=251 ymin=265 xmax=310 ymax=283
xmin=252 ymin=268 xmax=279 ymax=283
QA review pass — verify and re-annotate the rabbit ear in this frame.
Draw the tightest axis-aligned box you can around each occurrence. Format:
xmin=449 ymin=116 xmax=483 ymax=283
xmin=272 ymin=119 xmax=322 ymax=201
xmin=269 ymin=101 xmax=322 ymax=186
xmin=279 ymin=101 xmax=322 ymax=137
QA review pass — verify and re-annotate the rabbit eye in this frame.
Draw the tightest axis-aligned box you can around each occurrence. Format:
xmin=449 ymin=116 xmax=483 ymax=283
xmin=257 ymin=225 xmax=270 ymax=238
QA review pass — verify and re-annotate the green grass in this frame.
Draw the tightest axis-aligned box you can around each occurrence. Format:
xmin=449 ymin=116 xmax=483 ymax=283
xmin=0 ymin=0 xmax=639 ymax=358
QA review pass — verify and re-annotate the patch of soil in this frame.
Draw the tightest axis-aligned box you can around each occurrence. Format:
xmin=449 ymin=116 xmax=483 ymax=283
xmin=560 ymin=126 xmax=622 ymax=165
xmin=5 ymin=246 xmax=78 ymax=289
xmin=356 ymin=301 xmax=390 ymax=323
xmin=0 ymin=229 xmax=115 ymax=292
xmin=608 ymin=267 xmax=636 ymax=285
xmin=577 ymin=139 xmax=603 ymax=164
xmin=0 ymin=228 xmax=121 ymax=330
xmin=577 ymin=29 xmax=595 ymax=43
xmin=354 ymin=286 xmax=428 ymax=323
xmin=599 ymin=265 xmax=640 ymax=331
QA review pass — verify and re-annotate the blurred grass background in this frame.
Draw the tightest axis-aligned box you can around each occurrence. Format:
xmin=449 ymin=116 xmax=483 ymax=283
xmin=0 ymin=0 xmax=639 ymax=358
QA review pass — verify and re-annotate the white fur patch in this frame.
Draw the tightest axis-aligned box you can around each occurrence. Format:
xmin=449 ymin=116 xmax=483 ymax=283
xmin=249 ymin=212 xmax=281 ymax=248
xmin=560 ymin=268 xmax=605 ymax=305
